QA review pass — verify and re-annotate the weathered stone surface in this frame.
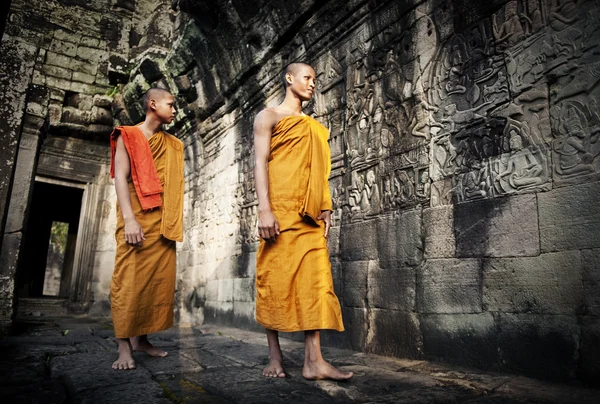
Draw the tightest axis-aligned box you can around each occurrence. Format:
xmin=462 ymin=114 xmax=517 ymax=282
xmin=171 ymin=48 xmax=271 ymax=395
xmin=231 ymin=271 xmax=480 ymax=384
xmin=483 ymin=251 xmax=583 ymax=314
xmin=539 ymin=182 xmax=600 ymax=252
xmin=369 ymin=260 xmax=415 ymax=311
xmin=367 ymin=309 xmax=422 ymax=359
xmin=497 ymin=314 xmax=579 ymax=381
xmin=423 ymin=205 xmax=456 ymax=258
xmin=582 ymin=249 xmax=600 ymax=316
xmin=421 ymin=313 xmax=497 ymax=368
xmin=340 ymin=219 xmax=378 ymax=261
xmin=579 ymin=317 xmax=600 ymax=386
xmin=342 ymin=260 xmax=368 ymax=308
xmin=418 ymin=258 xmax=482 ymax=314
xmin=455 ymin=194 xmax=540 ymax=258
xmin=377 ymin=210 xmax=423 ymax=266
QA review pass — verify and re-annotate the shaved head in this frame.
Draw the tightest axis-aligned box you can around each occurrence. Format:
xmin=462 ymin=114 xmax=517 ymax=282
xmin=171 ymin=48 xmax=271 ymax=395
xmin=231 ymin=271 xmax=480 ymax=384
xmin=143 ymin=88 xmax=173 ymax=111
xmin=281 ymin=62 xmax=314 ymax=90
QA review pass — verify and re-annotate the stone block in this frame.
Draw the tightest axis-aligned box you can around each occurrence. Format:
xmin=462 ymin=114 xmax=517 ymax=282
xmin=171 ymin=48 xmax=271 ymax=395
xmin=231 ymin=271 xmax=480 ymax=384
xmin=42 ymin=64 xmax=72 ymax=80
xmin=53 ymin=29 xmax=81 ymax=43
xmin=421 ymin=313 xmax=497 ymax=368
xmin=76 ymin=46 xmax=109 ymax=63
xmin=579 ymin=317 xmax=600 ymax=386
xmin=539 ymin=182 xmax=600 ymax=252
xmin=69 ymin=81 xmax=108 ymax=95
xmin=377 ymin=210 xmax=423 ymax=266
xmin=93 ymin=94 xmax=113 ymax=108
xmin=91 ymin=106 xmax=113 ymax=125
xmin=327 ymin=225 xmax=340 ymax=257
xmin=49 ymin=89 xmax=65 ymax=102
xmin=367 ymin=309 xmax=422 ymax=359
xmin=233 ymin=277 xmax=254 ymax=302
xmin=217 ymin=278 xmax=234 ymax=302
xmin=418 ymin=258 xmax=482 ymax=314
xmin=342 ymin=260 xmax=368 ymax=308
xmin=484 ymin=251 xmax=583 ymax=314
xmin=70 ymin=59 xmax=99 ymax=76
xmin=0 ymin=233 xmax=21 ymax=278
xmin=497 ymin=314 xmax=579 ymax=381
xmin=61 ymin=107 xmax=91 ymax=125
xmin=340 ymin=220 xmax=378 ymax=261
xmin=233 ymin=301 xmax=256 ymax=326
xmin=341 ymin=306 xmax=368 ymax=351
xmin=73 ymin=71 xmax=96 ymax=85
xmin=46 ymin=76 xmax=72 ymax=91
xmin=423 ymin=205 xmax=456 ymax=258
xmin=64 ymin=93 xmax=93 ymax=110
xmin=368 ymin=260 xmax=415 ymax=311
xmin=582 ymin=249 xmax=600 ymax=316
xmin=49 ymin=39 xmax=77 ymax=57
xmin=45 ymin=51 xmax=71 ymax=68
xmin=79 ymin=36 xmax=102 ymax=48
xmin=205 ymin=280 xmax=218 ymax=302
xmin=455 ymin=194 xmax=539 ymax=257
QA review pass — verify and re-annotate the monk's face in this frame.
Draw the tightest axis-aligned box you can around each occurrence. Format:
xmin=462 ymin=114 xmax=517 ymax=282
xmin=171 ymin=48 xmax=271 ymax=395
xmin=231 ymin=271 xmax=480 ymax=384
xmin=151 ymin=94 xmax=176 ymax=124
xmin=287 ymin=65 xmax=317 ymax=101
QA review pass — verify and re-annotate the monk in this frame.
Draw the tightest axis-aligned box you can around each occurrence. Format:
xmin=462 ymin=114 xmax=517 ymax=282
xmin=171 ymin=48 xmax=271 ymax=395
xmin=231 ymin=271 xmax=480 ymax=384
xmin=253 ymin=62 xmax=353 ymax=381
xmin=109 ymin=88 xmax=184 ymax=370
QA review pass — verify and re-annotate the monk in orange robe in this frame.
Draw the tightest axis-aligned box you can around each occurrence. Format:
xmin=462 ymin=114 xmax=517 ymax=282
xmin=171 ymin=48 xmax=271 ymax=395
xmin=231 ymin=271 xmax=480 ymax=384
xmin=110 ymin=88 xmax=184 ymax=370
xmin=254 ymin=62 xmax=353 ymax=380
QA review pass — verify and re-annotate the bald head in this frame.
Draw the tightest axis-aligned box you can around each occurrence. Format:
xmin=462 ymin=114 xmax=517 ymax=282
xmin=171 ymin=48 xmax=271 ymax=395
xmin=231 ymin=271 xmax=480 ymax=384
xmin=143 ymin=88 xmax=173 ymax=112
xmin=281 ymin=62 xmax=315 ymax=91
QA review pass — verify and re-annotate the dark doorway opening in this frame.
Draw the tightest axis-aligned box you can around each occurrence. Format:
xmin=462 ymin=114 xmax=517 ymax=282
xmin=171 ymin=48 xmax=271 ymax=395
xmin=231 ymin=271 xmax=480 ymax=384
xmin=16 ymin=181 xmax=83 ymax=300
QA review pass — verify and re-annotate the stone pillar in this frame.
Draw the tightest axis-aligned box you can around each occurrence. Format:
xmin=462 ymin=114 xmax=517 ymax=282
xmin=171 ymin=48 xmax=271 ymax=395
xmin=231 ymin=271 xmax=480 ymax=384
xmin=0 ymin=33 xmax=41 ymax=334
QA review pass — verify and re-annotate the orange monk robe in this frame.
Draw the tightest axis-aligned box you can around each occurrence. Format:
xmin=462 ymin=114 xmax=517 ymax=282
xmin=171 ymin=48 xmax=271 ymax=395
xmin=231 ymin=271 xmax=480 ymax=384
xmin=110 ymin=128 xmax=184 ymax=339
xmin=255 ymin=115 xmax=344 ymax=333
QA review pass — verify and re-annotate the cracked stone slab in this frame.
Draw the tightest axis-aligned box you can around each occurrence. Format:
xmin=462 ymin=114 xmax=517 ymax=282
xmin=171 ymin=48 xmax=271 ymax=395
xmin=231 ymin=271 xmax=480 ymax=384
xmin=50 ymin=352 xmax=155 ymax=394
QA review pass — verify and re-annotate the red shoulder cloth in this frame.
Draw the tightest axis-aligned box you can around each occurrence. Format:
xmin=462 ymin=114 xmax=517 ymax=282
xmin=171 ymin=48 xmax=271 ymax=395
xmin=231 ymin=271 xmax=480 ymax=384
xmin=110 ymin=126 xmax=162 ymax=211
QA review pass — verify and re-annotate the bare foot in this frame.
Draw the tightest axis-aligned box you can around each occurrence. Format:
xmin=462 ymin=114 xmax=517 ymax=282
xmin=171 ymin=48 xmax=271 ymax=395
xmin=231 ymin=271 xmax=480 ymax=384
xmin=263 ymin=356 xmax=286 ymax=378
xmin=130 ymin=335 xmax=168 ymax=357
xmin=112 ymin=339 xmax=136 ymax=370
xmin=302 ymin=358 xmax=353 ymax=381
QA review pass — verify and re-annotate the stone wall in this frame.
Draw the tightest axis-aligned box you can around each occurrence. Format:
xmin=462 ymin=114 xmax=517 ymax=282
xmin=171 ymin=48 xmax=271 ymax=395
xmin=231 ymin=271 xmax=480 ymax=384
xmin=113 ymin=0 xmax=600 ymax=383
xmin=2 ymin=0 xmax=599 ymax=385
xmin=0 ymin=0 xmax=178 ymax=327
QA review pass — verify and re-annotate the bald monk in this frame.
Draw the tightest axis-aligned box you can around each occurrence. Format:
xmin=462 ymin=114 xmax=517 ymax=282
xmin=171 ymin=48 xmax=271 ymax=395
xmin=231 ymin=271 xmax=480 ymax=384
xmin=253 ymin=62 xmax=353 ymax=381
xmin=109 ymin=88 xmax=184 ymax=370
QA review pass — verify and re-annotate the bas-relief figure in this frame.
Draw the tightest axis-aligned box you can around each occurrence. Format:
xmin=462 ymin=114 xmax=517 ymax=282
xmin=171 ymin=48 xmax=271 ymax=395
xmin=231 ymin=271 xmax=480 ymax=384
xmin=551 ymin=100 xmax=600 ymax=178
xmin=348 ymin=169 xmax=382 ymax=220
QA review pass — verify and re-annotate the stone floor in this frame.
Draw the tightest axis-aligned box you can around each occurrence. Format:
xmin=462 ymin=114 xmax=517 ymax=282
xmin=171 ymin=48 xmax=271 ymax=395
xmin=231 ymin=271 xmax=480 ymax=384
xmin=1 ymin=317 xmax=599 ymax=404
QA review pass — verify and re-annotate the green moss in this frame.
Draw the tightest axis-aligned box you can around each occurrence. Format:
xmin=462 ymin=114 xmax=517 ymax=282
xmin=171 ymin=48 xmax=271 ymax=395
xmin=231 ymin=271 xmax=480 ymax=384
xmin=179 ymin=379 xmax=205 ymax=393
xmin=159 ymin=382 xmax=184 ymax=404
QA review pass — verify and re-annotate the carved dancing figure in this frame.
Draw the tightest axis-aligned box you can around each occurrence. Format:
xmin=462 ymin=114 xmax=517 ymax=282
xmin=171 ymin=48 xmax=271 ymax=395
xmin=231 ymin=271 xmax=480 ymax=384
xmin=408 ymin=100 xmax=443 ymax=141
xmin=493 ymin=1 xmax=525 ymax=49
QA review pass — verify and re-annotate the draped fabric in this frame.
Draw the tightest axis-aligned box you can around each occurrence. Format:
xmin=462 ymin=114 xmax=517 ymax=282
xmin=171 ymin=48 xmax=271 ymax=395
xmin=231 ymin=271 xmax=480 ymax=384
xmin=256 ymin=115 xmax=344 ymax=332
xmin=110 ymin=130 xmax=184 ymax=338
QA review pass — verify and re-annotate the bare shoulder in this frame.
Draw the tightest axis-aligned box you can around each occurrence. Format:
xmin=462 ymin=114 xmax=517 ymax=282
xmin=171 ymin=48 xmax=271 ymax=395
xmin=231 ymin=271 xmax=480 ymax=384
xmin=255 ymin=108 xmax=283 ymax=129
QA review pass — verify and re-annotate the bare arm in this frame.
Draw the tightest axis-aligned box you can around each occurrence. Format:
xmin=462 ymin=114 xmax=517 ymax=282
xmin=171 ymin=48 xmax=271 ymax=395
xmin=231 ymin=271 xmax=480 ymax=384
xmin=114 ymin=135 xmax=145 ymax=246
xmin=253 ymin=110 xmax=280 ymax=241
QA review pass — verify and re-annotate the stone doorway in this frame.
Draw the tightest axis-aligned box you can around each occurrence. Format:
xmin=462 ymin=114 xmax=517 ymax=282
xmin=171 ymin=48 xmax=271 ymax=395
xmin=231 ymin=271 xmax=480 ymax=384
xmin=14 ymin=178 xmax=93 ymax=317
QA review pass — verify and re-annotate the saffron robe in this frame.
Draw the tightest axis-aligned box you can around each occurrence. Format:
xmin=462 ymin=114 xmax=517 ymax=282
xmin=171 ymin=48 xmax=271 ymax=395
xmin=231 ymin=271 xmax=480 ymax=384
xmin=110 ymin=128 xmax=184 ymax=338
xmin=255 ymin=115 xmax=344 ymax=332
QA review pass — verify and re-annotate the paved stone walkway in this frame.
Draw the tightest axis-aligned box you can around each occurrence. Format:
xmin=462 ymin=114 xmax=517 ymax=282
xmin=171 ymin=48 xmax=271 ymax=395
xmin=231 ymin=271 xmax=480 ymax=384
xmin=1 ymin=317 xmax=599 ymax=404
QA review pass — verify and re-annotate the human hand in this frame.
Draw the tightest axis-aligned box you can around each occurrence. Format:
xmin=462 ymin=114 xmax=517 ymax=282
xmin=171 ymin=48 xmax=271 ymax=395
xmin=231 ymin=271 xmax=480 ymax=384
xmin=317 ymin=210 xmax=332 ymax=239
xmin=258 ymin=209 xmax=280 ymax=242
xmin=124 ymin=218 xmax=145 ymax=247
